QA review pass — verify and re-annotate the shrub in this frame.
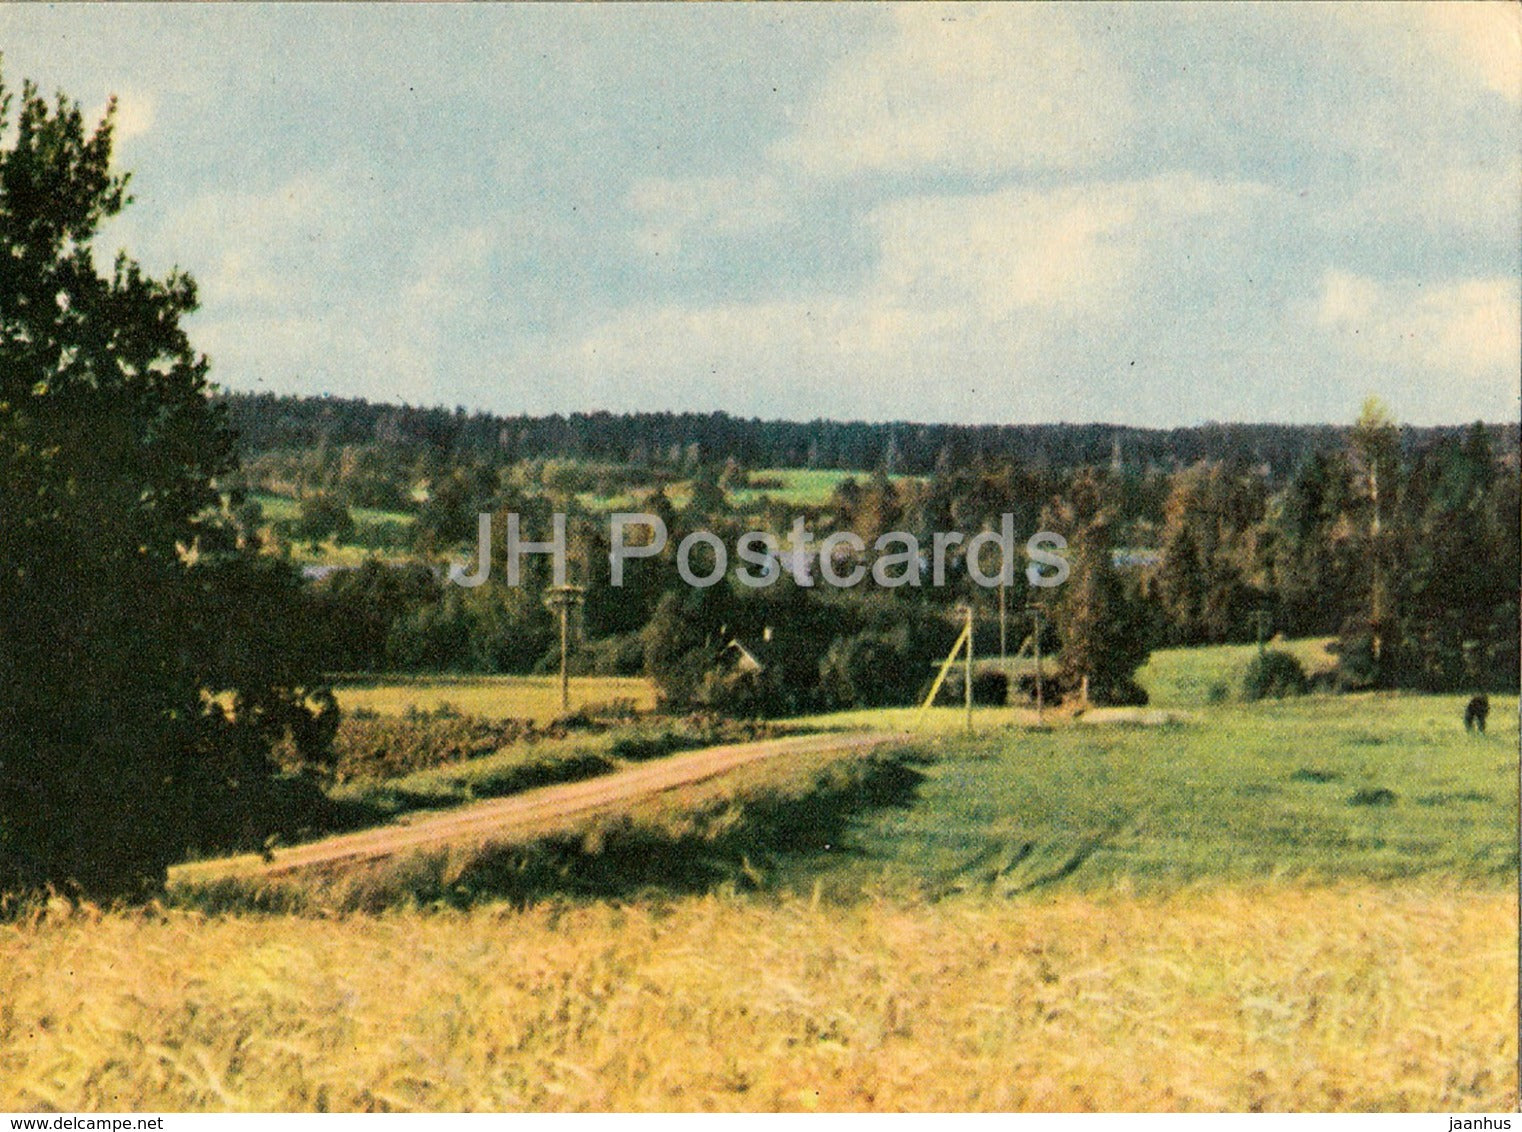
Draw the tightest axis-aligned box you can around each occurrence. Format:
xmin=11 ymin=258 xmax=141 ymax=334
xmin=1242 ymin=649 xmax=1308 ymax=701
xmin=971 ymin=670 xmax=1009 ymax=706
xmin=1014 ymin=672 xmax=1064 ymax=707
xmin=581 ymin=697 xmax=640 ymax=721
xmin=553 ymin=633 xmax=647 ymax=677
xmin=1333 ymin=632 xmax=1381 ymax=691
xmin=819 ymin=629 xmax=921 ymax=709
xmin=297 ymin=493 xmax=355 ymax=545
xmin=610 ymin=731 xmax=689 ymax=762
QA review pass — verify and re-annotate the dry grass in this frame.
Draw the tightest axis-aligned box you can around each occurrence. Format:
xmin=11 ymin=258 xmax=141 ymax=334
xmin=332 ymin=675 xmax=657 ymax=723
xmin=1 ymin=884 xmax=1512 ymax=1111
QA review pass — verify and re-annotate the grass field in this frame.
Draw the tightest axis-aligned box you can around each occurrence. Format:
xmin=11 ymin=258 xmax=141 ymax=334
xmin=788 ymin=638 xmax=1515 ymax=895
xmin=2 ymin=641 xmax=1516 ymax=1111
xmin=726 ymin=468 xmax=920 ymax=509
xmin=789 ymin=691 xmax=1517 ymax=898
xmin=332 ymin=675 xmax=657 ymax=722
xmin=574 ymin=468 xmax=922 ymax=514
xmin=250 ymin=493 xmax=415 ymax=529
xmin=1140 ymin=636 xmax=1340 ymax=706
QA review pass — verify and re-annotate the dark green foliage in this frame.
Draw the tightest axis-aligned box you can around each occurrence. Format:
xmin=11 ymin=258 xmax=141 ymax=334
xmin=1057 ymin=512 xmax=1153 ymax=705
xmin=296 ymin=493 xmax=355 ymax=545
xmin=413 ymin=465 xmax=497 ymax=550
xmin=1151 ymin=462 xmax=1268 ymax=645
xmin=218 ymin=388 xmax=1517 ymax=701
xmin=563 ymin=633 xmax=647 ymax=677
xmin=818 ymin=629 xmax=920 ymax=709
xmin=641 ymin=580 xmax=959 ymax=717
xmin=219 ymin=389 xmax=1517 ymax=485
xmin=641 ymin=590 xmax=725 ymax=709
xmin=1241 ymin=649 xmax=1308 ymax=701
xmin=1348 ymin=787 xmax=1398 ymax=807
xmin=972 ymin=670 xmax=1009 ymax=706
xmin=925 ymin=668 xmax=1010 ymax=707
xmin=0 ymin=73 xmax=332 ymax=897
xmin=1385 ymin=423 xmax=1520 ymax=692
xmin=604 ymin=726 xmax=738 ymax=763
xmin=1333 ymin=631 xmax=1382 ymax=691
xmin=309 ymin=560 xmax=443 ymax=671
xmin=384 ymin=592 xmax=479 ymax=672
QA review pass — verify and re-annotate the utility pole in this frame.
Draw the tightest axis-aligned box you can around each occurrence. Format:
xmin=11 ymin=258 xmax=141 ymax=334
xmin=1026 ymin=604 xmax=1045 ymax=725
xmin=543 ymin=584 xmax=586 ymax=712
xmin=1369 ymin=455 xmax=1384 ymax=662
xmin=1250 ymin=609 xmax=1271 ymax=658
xmin=963 ymin=603 xmax=974 ymax=733
xmin=998 ymin=578 xmax=1008 ymax=662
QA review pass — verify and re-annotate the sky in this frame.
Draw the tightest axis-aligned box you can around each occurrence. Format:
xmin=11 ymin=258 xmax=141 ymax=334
xmin=2 ymin=2 xmax=1519 ymax=427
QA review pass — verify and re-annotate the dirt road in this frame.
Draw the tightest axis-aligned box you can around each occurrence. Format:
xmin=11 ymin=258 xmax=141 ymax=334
xmin=172 ymin=729 xmax=907 ymax=883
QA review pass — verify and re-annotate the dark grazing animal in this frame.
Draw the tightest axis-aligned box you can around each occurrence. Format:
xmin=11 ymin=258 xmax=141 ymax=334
xmin=1464 ymin=694 xmax=1490 ymax=733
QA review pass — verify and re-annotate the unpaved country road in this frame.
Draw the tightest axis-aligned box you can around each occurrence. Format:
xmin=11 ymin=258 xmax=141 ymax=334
xmin=172 ymin=730 xmax=909 ymax=883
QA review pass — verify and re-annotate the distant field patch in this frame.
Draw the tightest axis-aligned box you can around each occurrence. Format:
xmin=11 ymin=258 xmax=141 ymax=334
xmin=728 ymin=468 xmax=920 ymax=509
xmin=1139 ymin=637 xmax=1338 ymax=707
xmin=250 ymin=492 xmax=415 ymax=529
xmin=332 ymin=675 xmax=657 ymax=722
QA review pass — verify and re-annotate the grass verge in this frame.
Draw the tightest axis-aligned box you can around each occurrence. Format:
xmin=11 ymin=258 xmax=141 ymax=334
xmin=171 ymin=745 xmax=922 ymax=914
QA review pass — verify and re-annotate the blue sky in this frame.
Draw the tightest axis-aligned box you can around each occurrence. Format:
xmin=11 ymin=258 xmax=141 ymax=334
xmin=2 ymin=3 xmax=1518 ymax=425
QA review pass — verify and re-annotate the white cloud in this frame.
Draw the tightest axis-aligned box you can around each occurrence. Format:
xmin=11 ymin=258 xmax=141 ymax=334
xmin=1328 ymin=161 xmax=1519 ymax=251
xmin=155 ymin=173 xmax=361 ymax=308
xmin=1314 ymin=270 xmax=1521 ymax=388
xmin=1420 ymin=1 xmax=1522 ymax=104
xmin=627 ymin=174 xmax=785 ymax=256
xmin=867 ymin=174 xmax=1270 ymax=324
xmin=87 ymin=89 xmax=155 ymax=142
xmin=112 ymin=90 xmax=155 ymax=140
xmin=153 ymin=171 xmax=515 ymax=406
xmin=1318 ymin=2 xmax=1521 ymax=106
xmin=521 ymin=175 xmax=1280 ymax=423
xmin=42 ymin=5 xmax=1516 ymax=425
xmin=777 ymin=4 xmax=1131 ymax=177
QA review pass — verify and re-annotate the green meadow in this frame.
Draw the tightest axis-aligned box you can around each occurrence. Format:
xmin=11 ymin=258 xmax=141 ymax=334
xmin=785 ymin=642 xmax=1516 ymax=896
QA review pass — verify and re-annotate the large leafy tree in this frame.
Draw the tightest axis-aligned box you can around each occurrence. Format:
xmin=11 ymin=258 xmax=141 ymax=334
xmin=0 ymin=73 xmax=333 ymax=898
xmin=1056 ymin=512 xmax=1152 ymax=706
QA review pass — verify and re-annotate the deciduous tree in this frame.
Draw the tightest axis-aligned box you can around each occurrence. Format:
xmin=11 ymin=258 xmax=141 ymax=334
xmin=0 ymin=72 xmax=332 ymax=897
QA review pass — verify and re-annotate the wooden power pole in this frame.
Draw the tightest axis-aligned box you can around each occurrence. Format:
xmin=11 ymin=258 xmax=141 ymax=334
xmin=998 ymin=578 xmax=1008 ymax=662
xmin=1025 ymin=604 xmax=1046 ymax=725
xmin=1249 ymin=609 xmax=1271 ymax=658
xmin=962 ymin=603 xmax=974 ymax=733
xmin=543 ymin=584 xmax=586 ymax=712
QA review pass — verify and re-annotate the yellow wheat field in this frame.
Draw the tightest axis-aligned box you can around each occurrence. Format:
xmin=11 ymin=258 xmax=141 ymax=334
xmin=332 ymin=675 xmax=656 ymax=723
xmin=1 ymin=884 xmax=1513 ymax=1112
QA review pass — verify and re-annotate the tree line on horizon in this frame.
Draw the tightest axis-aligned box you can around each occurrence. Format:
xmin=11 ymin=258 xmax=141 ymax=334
xmin=216 ymin=389 xmax=1520 ymax=487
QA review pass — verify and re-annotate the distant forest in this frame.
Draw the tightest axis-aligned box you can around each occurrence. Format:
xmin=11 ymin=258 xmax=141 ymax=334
xmin=217 ymin=391 xmax=1520 ymax=482
xmin=212 ymin=390 xmax=1521 ymax=704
